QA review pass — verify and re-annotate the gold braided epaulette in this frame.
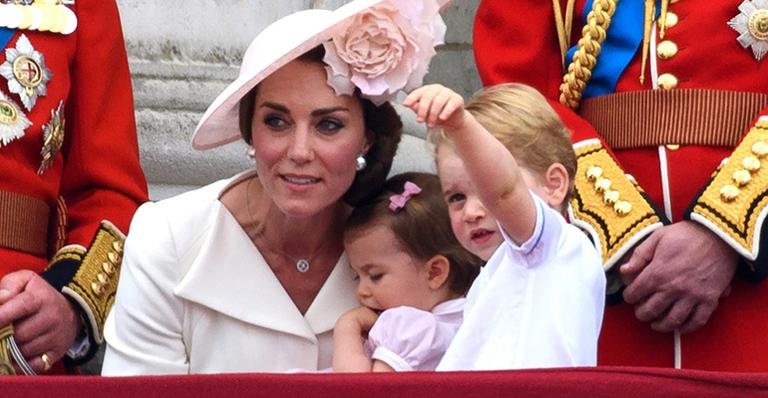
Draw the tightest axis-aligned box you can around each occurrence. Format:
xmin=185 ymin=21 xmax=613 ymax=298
xmin=689 ymin=118 xmax=768 ymax=262
xmin=62 ymin=221 xmax=125 ymax=344
xmin=569 ymin=139 xmax=666 ymax=270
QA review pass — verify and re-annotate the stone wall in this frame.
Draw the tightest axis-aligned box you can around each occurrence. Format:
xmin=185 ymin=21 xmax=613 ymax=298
xmin=116 ymin=0 xmax=481 ymax=200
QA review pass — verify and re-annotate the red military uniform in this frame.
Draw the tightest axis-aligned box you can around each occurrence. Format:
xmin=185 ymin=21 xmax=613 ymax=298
xmin=474 ymin=0 xmax=768 ymax=371
xmin=0 ymin=0 xmax=147 ymax=365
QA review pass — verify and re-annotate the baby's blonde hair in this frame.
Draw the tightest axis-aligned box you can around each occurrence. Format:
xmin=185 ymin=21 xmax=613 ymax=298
xmin=429 ymin=83 xmax=576 ymax=202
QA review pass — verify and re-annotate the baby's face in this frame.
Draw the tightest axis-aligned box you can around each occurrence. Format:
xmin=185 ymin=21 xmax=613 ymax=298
xmin=436 ymin=147 xmax=503 ymax=261
xmin=345 ymin=224 xmax=434 ymax=312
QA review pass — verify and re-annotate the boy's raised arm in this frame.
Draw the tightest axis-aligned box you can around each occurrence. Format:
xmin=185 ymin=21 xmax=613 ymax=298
xmin=404 ymin=85 xmax=537 ymax=244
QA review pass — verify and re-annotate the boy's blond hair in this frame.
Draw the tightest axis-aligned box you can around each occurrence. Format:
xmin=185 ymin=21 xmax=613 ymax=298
xmin=429 ymin=83 xmax=576 ymax=202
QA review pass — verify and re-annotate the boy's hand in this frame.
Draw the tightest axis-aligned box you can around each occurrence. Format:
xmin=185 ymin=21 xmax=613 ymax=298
xmin=403 ymin=84 xmax=467 ymax=130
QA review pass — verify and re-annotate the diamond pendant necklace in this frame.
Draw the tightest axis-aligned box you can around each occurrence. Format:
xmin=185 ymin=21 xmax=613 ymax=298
xmin=245 ymin=177 xmax=325 ymax=273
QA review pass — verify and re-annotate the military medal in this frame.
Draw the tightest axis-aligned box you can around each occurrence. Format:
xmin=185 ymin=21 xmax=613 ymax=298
xmin=38 ymin=100 xmax=64 ymax=174
xmin=729 ymin=0 xmax=768 ymax=61
xmin=0 ymin=34 xmax=51 ymax=111
xmin=0 ymin=91 xmax=30 ymax=147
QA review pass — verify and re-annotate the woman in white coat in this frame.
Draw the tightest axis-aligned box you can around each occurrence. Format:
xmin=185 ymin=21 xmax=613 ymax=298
xmin=101 ymin=0 xmax=449 ymax=375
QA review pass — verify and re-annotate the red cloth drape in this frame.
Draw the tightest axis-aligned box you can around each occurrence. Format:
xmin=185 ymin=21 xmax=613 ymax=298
xmin=4 ymin=367 xmax=768 ymax=398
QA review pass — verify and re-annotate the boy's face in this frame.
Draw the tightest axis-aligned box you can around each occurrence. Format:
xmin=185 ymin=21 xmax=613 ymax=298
xmin=436 ymin=146 xmax=502 ymax=261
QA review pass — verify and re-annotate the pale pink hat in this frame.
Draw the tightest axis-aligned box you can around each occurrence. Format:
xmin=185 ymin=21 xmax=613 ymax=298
xmin=192 ymin=0 xmax=449 ymax=150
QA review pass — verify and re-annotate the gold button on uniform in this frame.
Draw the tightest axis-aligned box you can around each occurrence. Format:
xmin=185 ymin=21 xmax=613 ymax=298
xmin=595 ymin=177 xmax=612 ymax=192
xmin=743 ymin=156 xmax=761 ymax=172
xmin=603 ymin=190 xmax=620 ymax=205
xmin=659 ymin=12 xmax=678 ymax=29
xmin=720 ymin=185 xmax=740 ymax=202
xmin=91 ymin=281 xmax=103 ymax=297
xmin=752 ymin=141 xmax=768 ymax=157
xmin=657 ymin=40 xmax=678 ymax=59
xmin=586 ymin=166 xmax=603 ymax=181
xmin=658 ymin=73 xmax=678 ymax=90
xmin=665 ymin=144 xmax=680 ymax=150
xmin=733 ymin=169 xmax=752 ymax=186
xmin=614 ymin=201 xmax=632 ymax=215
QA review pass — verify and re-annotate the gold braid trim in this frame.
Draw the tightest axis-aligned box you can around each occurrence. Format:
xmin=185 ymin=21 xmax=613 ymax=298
xmin=559 ymin=0 xmax=619 ymax=110
xmin=62 ymin=221 xmax=125 ymax=344
xmin=569 ymin=139 xmax=665 ymax=270
xmin=689 ymin=120 xmax=768 ymax=261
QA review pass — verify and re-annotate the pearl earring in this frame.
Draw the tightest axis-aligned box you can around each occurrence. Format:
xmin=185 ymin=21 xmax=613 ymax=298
xmin=247 ymin=147 xmax=255 ymax=162
xmin=355 ymin=155 xmax=367 ymax=171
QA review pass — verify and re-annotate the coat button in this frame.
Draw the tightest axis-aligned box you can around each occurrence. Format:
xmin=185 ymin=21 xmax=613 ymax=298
xmin=659 ymin=11 xmax=678 ymax=29
xmin=658 ymin=73 xmax=678 ymax=90
xmin=657 ymin=40 xmax=678 ymax=59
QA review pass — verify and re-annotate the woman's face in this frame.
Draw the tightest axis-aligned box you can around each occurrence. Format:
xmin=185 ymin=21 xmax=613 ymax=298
xmin=250 ymin=60 xmax=370 ymax=217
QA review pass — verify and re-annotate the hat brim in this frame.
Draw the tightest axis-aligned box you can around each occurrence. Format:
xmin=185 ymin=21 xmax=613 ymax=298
xmin=191 ymin=0 xmax=385 ymax=150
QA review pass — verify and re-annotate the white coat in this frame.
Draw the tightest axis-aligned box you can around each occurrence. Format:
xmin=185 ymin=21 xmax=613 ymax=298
xmin=102 ymin=174 xmax=358 ymax=375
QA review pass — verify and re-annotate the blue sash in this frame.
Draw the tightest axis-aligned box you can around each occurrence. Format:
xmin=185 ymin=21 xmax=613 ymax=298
xmin=0 ymin=27 xmax=15 ymax=52
xmin=565 ymin=0 xmax=659 ymax=98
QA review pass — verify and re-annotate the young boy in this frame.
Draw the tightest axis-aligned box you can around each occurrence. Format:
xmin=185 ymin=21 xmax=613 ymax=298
xmin=404 ymin=83 xmax=605 ymax=369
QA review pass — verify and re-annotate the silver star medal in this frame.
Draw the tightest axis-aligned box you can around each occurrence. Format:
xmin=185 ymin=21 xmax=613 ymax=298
xmin=38 ymin=100 xmax=65 ymax=175
xmin=729 ymin=0 xmax=768 ymax=61
xmin=0 ymin=34 xmax=52 ymax=111
xmin=0 ymin=91 xmax=31 ymax=147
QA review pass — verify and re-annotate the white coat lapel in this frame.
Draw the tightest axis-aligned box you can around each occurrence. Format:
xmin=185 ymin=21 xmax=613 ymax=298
xmin=304 ymin=252 xmax=358 ymax=334
xmin=175 ymin=203 xmax=318 ymax=341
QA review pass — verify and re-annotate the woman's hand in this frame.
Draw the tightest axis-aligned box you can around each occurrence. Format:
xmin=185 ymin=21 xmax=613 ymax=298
xmin=403 ymin=84 xmax=467 ymax=130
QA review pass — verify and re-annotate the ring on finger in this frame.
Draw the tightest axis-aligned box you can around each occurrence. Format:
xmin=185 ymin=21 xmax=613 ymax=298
xmin=41 ymin=353 xmax=52 ymax=372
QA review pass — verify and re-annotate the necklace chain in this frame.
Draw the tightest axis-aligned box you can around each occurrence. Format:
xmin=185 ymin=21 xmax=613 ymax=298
xmin=245 ymin=176 xmax=323 ymax=273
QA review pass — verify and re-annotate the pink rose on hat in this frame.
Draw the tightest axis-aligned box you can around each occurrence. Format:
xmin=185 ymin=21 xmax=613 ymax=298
xmin=323 ymin=0 xmax=447 ymax=105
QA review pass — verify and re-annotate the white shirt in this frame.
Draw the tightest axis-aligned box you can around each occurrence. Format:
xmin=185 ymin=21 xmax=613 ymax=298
xmin=102 ymin=174 xmax=358 ymax=375
xmin=437 ymin=194 xmax=605 ymax=370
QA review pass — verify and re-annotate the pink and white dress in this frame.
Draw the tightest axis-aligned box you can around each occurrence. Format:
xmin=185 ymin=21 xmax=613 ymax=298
xmin=363 ymin=298 xmax=465 ymax=371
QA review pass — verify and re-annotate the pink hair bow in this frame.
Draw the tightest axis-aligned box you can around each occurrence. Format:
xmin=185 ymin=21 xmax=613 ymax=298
xmin=388 ymin=181 xmax=422 ymax=212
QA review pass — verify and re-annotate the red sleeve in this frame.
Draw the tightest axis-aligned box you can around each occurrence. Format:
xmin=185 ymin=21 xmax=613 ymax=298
xmin=60 ymin=0 xmax=148 ymax=246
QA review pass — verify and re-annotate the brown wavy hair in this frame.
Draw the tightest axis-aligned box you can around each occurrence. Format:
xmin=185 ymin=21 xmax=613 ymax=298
xmin=238 ymin=46 xmax=402 ymax=207
xmin=344 ymin=172 xmax=482 ymax=296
